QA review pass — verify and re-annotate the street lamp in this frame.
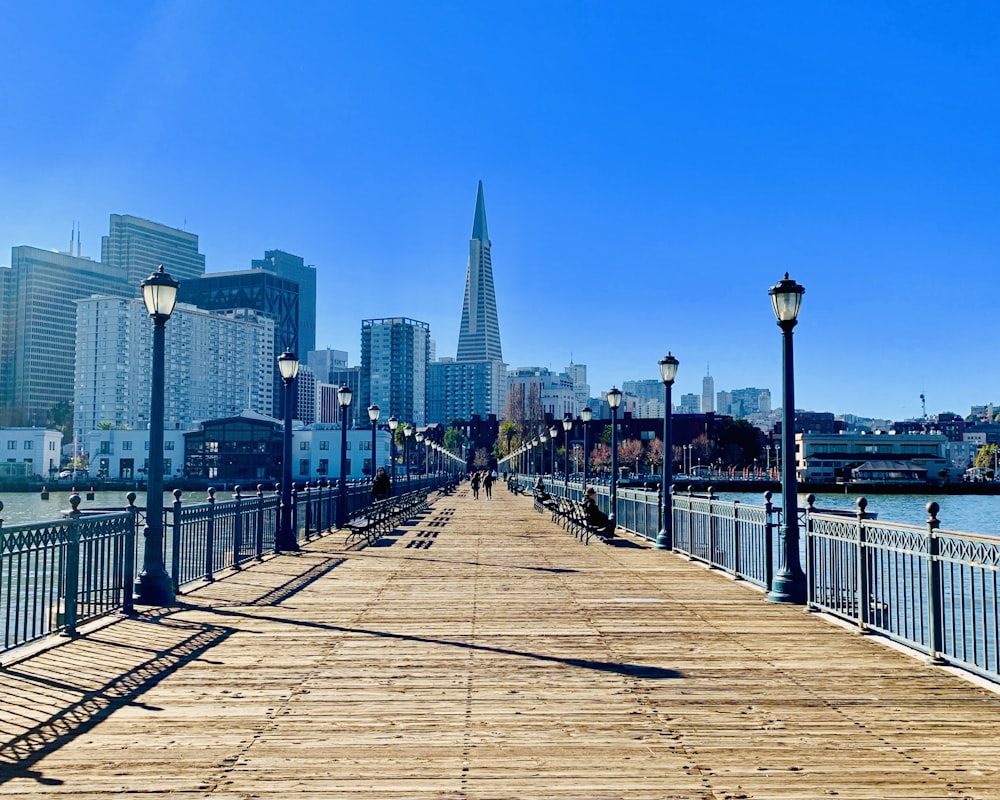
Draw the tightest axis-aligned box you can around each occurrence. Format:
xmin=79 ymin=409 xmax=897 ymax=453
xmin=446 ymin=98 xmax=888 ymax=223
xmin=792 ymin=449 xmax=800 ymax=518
xmin=549 ymin=424 xmax=558 ymax=479
xmin=581 ymin=406 xmax=592 ymax=489
xmin=276 ymin=350 xmax=300 ymax=552
xmin=656 ymin=353 xmax=679 ymax=550
xmin=403 ymin=425 xmax=413 ymax=486
xmin=336 ymin=384 xmax=353 ymax=528
xmin=367 ymin=404 xmax=381 ymax=480
xmin=768 ymin=273 xmax=807 ymax=604
xmin=387 ymin=415 xmax=399 ymax=486
xmin=415 ymin=432 xmax=425 ymax=476
xmin=539 ymin=432 xmax=548 ymax=475
xmin=607 ymin=386 xmax=623 ymax=528
xmin=562 ymin=414 xmax=573 ymax=495
xmin=135 ymin=265 xmax=179 ymax=605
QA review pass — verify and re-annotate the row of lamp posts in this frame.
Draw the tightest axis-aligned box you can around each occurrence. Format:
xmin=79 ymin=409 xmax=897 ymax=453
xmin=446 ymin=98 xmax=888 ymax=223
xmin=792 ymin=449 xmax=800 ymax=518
xmin=135 ymin=266 xmax=805 ymax=608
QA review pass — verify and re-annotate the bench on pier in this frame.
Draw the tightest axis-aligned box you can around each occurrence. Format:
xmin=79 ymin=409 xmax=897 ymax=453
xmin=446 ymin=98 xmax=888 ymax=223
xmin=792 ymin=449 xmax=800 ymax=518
xmin=533 ymin=491 xmax=558 ymax=515
xmin=566 ymin=499 xmax=616 ymax=545
xmin=343 ymin=490 xmax=429 ymax=547
xmin=507 ymin=479 xmax=527 ymax=495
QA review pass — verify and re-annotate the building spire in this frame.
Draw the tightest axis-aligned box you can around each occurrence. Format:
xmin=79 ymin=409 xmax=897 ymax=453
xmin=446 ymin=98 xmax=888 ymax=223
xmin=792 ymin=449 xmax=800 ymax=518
xmin=471 ymin=179 xmax=489 ymax=243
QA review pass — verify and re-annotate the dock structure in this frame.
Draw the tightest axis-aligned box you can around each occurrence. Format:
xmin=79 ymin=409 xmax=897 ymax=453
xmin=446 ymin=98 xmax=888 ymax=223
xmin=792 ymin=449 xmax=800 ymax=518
xmin=2 ymin=487 xmax=1000 ymax=798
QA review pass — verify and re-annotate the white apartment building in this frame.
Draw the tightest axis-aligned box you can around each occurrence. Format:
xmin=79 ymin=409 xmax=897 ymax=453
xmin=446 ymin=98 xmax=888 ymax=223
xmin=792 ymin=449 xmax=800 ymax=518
xmin=84 ymin=428 xmax=187 ymax=481
xmin=74 ymin=298 xmax=275 ymax=435
xmin=0 ymin=427 xmax=63 ymax=478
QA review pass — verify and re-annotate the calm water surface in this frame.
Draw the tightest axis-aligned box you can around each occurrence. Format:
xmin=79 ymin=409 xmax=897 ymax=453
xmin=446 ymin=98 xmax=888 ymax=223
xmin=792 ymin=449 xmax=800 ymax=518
xmin=724 ymin=491 xmax=1000 ymax=536
xmin=0 ymin=489 xmax=215 ymax=527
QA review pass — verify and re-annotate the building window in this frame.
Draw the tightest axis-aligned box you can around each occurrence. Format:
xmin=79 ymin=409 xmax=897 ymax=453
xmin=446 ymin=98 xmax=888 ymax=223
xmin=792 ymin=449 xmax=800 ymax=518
xmin=23 ymin=441 xmax=32 ymax=450
xmin=123 ymin=441 xmax=133 ymax=450
xmin=319 ymin=440 xmax=330 ymax=451
xmin=318 ymin=458 xmax=329 ymax=475
xmin=48 ymin=441 xmax=55 ymax=451
xmin=100 ymin=442 xmax=111 ymax=454
xmin=299 ymin=459 xmax=310 ymax=476
xmin=164 ymin=441 xmax=174 ymax=451
xmin=164 ymin=459 xmax=172 ymax=474
xmin=300 ymin=441 xmax=310 ymax=451
xmin=6 ymin=441 xmax=14 ymax=450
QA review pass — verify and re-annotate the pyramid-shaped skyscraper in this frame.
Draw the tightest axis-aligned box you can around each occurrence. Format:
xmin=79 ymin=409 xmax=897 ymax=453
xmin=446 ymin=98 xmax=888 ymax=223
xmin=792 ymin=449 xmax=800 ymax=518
xmin=457 ymin=180 xmax=503 ymax=362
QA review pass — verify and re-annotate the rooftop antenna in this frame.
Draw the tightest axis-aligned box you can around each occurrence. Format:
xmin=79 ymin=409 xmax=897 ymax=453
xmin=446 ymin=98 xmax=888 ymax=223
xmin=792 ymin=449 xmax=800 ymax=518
xmin=920 ymin=393 xmax=927 ymax=420
xmin=70 ymin=221 xmax=75 ymax=255
xmin=76 ymin=225 xmax=81 ymax=257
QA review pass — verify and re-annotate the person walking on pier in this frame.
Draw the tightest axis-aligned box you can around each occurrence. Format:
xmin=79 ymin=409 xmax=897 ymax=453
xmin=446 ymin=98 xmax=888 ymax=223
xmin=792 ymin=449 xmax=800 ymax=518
xmin=483 ymin=470 xmax=494 ymax=499
xmin=470 ymin=471 xmax=481 ymax=499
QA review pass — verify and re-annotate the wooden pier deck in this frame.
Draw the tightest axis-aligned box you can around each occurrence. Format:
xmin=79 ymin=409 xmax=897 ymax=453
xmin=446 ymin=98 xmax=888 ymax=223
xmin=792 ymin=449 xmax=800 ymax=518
xmin=2 ymin=485 xmax=1000 ymax=799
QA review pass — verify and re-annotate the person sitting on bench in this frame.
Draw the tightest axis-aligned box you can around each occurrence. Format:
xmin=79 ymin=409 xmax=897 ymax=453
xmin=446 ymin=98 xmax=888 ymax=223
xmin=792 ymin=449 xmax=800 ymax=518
xmin=582 ymin=487 xmax=615 ymax=539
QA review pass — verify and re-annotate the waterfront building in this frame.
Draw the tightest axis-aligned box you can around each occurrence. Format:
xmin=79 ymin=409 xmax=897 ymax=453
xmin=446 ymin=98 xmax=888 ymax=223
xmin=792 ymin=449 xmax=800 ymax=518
xmin=679 ymin=393 xmax=701 ymax=414
xmin=74 ymin=297 xmax=275 ymax=434
xmin=85 ymin=427 xmax=187 ymax=482
xmin=101 ymin=214 xmax=206 ymax=288
xmin=0 ymin=427 xmax=62 ymax=479
xmin=293 ymin=424 xmax=391 ymax=482
xmin=717 ymin=387 xmax=772 ymax=419
xmin=360 ymin=317 xmax=430 ymax=427
xmin=1 ymin=247 xmax=132 ymax=423
xmin=796 ymin=430 xmax=948 ymax=484
xmin=427 ymin=358 xmax=507 ymax=425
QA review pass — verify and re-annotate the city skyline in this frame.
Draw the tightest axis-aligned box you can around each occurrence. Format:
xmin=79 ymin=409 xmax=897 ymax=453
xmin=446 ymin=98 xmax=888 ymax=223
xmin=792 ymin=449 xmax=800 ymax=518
xmin=2 ymin=3 xmax=998 ymax=420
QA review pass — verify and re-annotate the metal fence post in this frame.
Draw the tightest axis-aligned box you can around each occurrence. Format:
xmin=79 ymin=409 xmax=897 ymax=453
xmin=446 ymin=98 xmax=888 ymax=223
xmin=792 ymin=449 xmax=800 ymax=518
xmin=707 ymin=486 xmax=717 ymax=569
xmin=856 ymin=497 xmax=869 ymax=630
xmin=204 ymin=488 xmax=216 ymax=581
xmin=255 ymin=485 xmax=265 ymax=559
xmin=764 ymin=491 xmax=774 ymax=590
xmin=733 ymin=500 xmax=742 ymax=580
xmin=926 ymin=501 xmax=946 ymax=664
xmin=232 ymin=486 xmax=243 ymax=571
xmin=123 ymin=492 xmax=137 ymax=616
xmin=64 ymin=503 xmax=81 ymax=637
xmin=304 ymin=480 xmax=314 ymax=541
xmin=291 ymin=483 xmax=300 ymax=548
xmin=171 ymin=489 xmax=183 ymax=593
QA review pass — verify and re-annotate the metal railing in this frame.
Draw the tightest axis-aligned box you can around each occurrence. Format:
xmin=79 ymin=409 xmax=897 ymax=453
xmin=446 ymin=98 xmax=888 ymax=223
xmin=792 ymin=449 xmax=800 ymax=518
xmin=0 ymin=473 xmax=450 ymax=655
xmin=517 ymin=474 xmax=1000 ymax=684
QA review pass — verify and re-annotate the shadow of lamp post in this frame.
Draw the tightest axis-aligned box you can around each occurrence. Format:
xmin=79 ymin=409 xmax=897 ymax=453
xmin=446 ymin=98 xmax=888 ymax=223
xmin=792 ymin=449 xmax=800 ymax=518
xmin=767 ymin=273 xmax=807 ymax=604
xmin=655 ymin=353 xmax=679 ymax=550
xmin=134 ymin=265 xmax=179 ymax=605
xmin=276 ymin=350 xmax=300 ymax=552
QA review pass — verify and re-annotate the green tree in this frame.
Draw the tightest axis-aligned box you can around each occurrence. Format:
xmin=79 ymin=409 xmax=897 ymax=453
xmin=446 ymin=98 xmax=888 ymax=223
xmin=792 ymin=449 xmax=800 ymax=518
xmin=974 ymin=444 xmax=998 ymax=478
xmin=444 ymin=426 xmax=468 ymax=457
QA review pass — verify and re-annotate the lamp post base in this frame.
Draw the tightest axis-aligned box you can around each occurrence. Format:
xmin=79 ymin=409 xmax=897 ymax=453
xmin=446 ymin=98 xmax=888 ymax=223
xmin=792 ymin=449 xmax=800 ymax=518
xmin=134 ymin=568 xmax=175 ymax=606
xmin=766 ymin=571 xmax=807 ymax=604
xmin=654 ymin=529 xmax=672 ymax=550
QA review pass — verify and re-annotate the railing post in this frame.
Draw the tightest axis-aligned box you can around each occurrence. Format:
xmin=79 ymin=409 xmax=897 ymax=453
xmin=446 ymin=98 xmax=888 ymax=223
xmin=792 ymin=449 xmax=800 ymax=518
xmin=291 ymin=483 xmax=300 ymax=548
xmin=687 ymin=486 xmax=694 ymax=554
xmin=63 ymin=497 xmax=81 ymax=637
xmin=304 ymin=480 xmax=314 ymax=541
xmin=804 ymin=493 xmax=816 ymax=608
xmin=171 ymin=489 xmax=183 ymax=594
xmin=733 ymin=500 xmax=742 ymax=580
xmin=123 ymin=492 xmax=137 ymax=616
xmin=764 ymin=491 xmax=774 ymax=589
xmin=232 ymin=486 xmax=243 ymax=571
xmin=926 ymin=501 xmax=946 ymax=664
xmin=204 ymin=488 xmax=216 ymax=581
xmin=856 ymin=497 xmax=870 ymax=631
xmin=707 ymin=486 xmax=717 ymax=569
xmin=255 ymin=485 xmax=265 ymax=559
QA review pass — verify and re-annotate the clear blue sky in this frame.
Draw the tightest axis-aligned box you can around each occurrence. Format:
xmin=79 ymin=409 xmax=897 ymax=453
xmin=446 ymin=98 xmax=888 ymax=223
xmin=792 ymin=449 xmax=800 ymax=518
xmin=2 ymin=2 xmax=998 ymax=421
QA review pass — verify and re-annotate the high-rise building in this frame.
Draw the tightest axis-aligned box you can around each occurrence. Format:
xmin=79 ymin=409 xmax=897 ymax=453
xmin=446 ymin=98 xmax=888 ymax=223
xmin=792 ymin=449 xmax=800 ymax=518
xmin=679 ymin=393 xmax=701 ymax=414
xmin=74 ymin=298 xmax=275 ymax=434
xmin=101 ymin=214 xmax=206 ymax=288
xmin=251 ymin=250 xmax=316 ymax=356
xmin=507 ymin=367 xmax=576 ymax=421
xmin=457 ymin=181 xmax=502 ymax=362
xmin=306 ymin=348 xmax=349 ymax=383
xmin=717 ymin=387 xmax=771 ymax=419
xmin=427 ymin=358 xmax=508 ymax=425
xmin=177 ymin=269 xmax=300 ymax=416
xmin=702 ymin=370 xmax=715 ymax=414
xmin=295 ymin=366 xmax=318 ymax=425
xmin=565 ymin=362 xmax=590 ymax=414
xmin=2 ymin=247 xmax=132 ymax=422
xmin=361 ymin=318 xmax=430 ymax=427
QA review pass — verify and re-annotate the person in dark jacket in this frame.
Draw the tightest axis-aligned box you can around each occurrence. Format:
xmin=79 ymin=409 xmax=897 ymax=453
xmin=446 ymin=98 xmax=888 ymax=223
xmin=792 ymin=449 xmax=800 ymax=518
xmin=371 ymin=466 xmax=391 ymax=500
xmin=582 ymin=487 xmax=615 ymax=539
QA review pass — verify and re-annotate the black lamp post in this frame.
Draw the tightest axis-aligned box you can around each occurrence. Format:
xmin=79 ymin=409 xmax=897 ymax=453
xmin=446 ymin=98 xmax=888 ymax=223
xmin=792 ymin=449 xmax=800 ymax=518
xmin=368 ymin=404 xmax=380 ymax=479
xmin=656 ymin=353 xmax=679 ymax=550
xmin=549 ymin=425 xmax=558 ymax=479
xmin=767 ymin=273 xmax=807 ymax=604
xmin=581 ymin=406 xmax=592 ymax=489
xmin=135 ymin=265 xmax=179 ymax=605
xmin=608 ymin=386 xmax=623 ymax=527
xmin=276 ymin=350 xmax=300 ymax=552
xmin=562 ymin=415 xmax=573 ymax=494
xmin=403 ymin=425 xmax=413 ymax=487
xmin=387 ymin=415 xmax=398 ymax=486
xmin=539 ymin=432 xmax=548 ymax=475
xmin=336 ymin=384 xmax=353 ymax=528
xmin=415 ymin=432 xmax=425 ymax=476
